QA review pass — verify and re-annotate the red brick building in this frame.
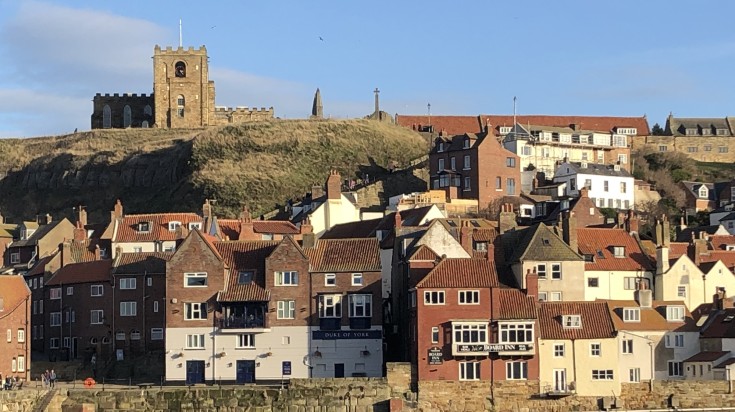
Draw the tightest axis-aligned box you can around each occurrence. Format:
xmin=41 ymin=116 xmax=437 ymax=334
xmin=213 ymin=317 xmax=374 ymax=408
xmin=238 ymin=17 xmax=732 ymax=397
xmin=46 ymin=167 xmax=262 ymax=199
xmin=0 ymin=275 xmax=31 ymax=381
xmin=44 ymin=259 xmax=113 ymax=361
xmin=411 ymin=258 xmax=539 ymax=382
xmin=429 ymin=132 xmax=521 ymax=209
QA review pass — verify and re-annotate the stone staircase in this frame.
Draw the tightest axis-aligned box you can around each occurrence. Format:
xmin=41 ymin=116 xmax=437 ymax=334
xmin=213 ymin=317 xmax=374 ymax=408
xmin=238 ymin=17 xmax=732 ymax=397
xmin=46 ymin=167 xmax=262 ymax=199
xmin=31 ymin=389 xmax=67 ymax=412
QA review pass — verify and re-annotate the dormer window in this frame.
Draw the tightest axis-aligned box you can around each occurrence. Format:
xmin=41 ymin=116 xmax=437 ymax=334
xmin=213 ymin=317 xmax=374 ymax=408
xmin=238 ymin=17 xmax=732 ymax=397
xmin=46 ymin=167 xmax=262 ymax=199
xmin=726 ymin=245 xmax=735 ymax=251
xmin=717 ymin=128 xmax=729 ymax=136
xmin=138 ymin=222 xmax=151 ymax=232
xmin=188 ymin=222 xmax=202 ymax=231
xmin=238 ymin=271 xmax=254 ymax=284
xmin=623 ymin=308 xmax=640 ymax=322
xmin=463 ymin=138 xmax=470 ymax=149
xmin=700 ymin=126 xmax=711 ymax=135
xmin=666 ymin=306 xmax=685 ymax=322
xmin=563 ymin=315 xmax=582 ymax=328
xmin=168 ymin=221 xmax=181 ymax=231
xmin=698 ymin=186 xmax=708 ymax=198
xmin=437 ymin=142 xmax=444 ymax=152
xmin=686 ymin=128 xmax=698 ymax=136
xmin=499 ymin=126 xmax=513 ymax=135
xmin=612 ymin=246 xmax=625 ymax=258
xmin=616 ymin=127 xmax=637 ymax=135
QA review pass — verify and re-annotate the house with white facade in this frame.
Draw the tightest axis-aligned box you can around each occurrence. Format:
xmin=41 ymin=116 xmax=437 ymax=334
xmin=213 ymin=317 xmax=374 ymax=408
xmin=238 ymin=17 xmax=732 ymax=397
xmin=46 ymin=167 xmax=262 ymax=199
xmin=289 ymin=170 xmax=361 ymax=238
xmin=553 ymin=161 xmax=635 ymax=210
xmin=503 ymin=124 xmax=630 ymax=177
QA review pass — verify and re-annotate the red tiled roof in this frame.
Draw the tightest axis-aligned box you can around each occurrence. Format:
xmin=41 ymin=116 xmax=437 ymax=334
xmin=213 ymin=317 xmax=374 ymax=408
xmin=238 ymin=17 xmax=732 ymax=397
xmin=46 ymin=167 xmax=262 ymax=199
xmin=0 ymin=275 xmax=30 ymax=312
xmin=473 ymin=228 xmax=498 ymax=242
xmin=46 ymin=260 xmax=112 ymax=285
xmin=218 ymin=219 xmax=299 ymax=240
xmin=538 ymin=301 xmax=616 ymax=340
xmin=113 ymin=252 xmax=172 ymax=274
xmin=699 ymin=251 xmax=735 ymax=270
xmin=305 ymin=238 xmax=381 ymax=272
xmin=711 ymin=235 xmax=735 ymax=251
xmin=684 ymin=351 xmax=730 ymax=363
xmin=606 ymin=300 xmax=698 ymax=332
xmin=409 ymin=245 xmax=439 ymax=261
xmin=114 ymin=213 xmax=201 ymax=243
xmin=396 ymin=114 xmax=650 ymax=136
xmin=417 ymin=258 xmax=499 ymax=289
xmin=578 ymin=228 xmax=654 ymax=271
xmin=67 ymin=239 xmax=99 ymax=263
xmin=215 ymin=241 xmax=279 ymax=302
xmin=494 ymin=288 xmax=537 ymax=320
xmin=669 ymin=242 xmax=689 ymax=259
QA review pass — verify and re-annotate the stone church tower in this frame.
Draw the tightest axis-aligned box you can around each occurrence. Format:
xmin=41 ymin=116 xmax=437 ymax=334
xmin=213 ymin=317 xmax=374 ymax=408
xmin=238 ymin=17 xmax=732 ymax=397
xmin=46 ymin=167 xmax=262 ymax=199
xmin=152 ymin=45 xmax=215 ymax=128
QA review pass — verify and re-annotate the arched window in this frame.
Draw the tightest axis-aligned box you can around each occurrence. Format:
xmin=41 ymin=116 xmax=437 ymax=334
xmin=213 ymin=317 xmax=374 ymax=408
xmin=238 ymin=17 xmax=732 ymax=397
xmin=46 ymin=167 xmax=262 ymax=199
xmin=144 ymin=105 xmax=152 ymax=116
xmin=177 ymin=95 xmax=185 ymax=118
xmin=175 ymin=61 xmax=186 ymax=78
xmin=123 ymin=105 xmax=132 ymax=128
xmin=101 ymin=336 xmax=111 ymax=344
xmin=141 ymin=121 xmax=149 ymax=128
xmin=89 ymin=337 xmax=98 ymax=345
xmin=102 ymin=105 xmax=111 ymax=128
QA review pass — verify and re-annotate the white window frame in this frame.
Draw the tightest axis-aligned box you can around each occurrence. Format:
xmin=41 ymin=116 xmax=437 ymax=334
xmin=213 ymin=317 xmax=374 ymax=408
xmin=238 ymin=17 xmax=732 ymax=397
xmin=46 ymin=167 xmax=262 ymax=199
xmin=431 ymin=327 xmax=440 ymax=344
xmin=277 ymin=300 xmax=295 ymax=319
xmin=668 ymin=361 xmax=683 ymax=377
xmin=90 ymin=310 xmax=104 ymax=325
xmin=629 ymin=367 xmax=640 ymax=382
xmin=592 ymin=369 xmax=614 ymax=380
xmin=184 ymin=302 xmax=207 ymax=320
xmin=452 ymin=322 xmax=488 ymax=345
xmin=324 ymin=273 xmax=336 ymax=286
xmin=168 ymin=221 xmax=181 ymax=231
xmin=666 ymin=333 xmax=685 ymax=348
xmin=563 ymin=315 xmax=581 ymax=328
xmin=188 ymin=222 xmax=202 ymax=231
xmin=677 ymin=286 xmax=687 ymax=298
xmin=153 ymin=300 xmax=159 ymax=313
xmin=130 ymin=330 xmax=141 ymax=340
xmin=319 ymin=294 xmax=342 ymax=318
xmin=186 ymin=334 xmax=205 ymax=349
xmin=66 ymin=286 xmax=73 ymax=295
xmin=550 ymin=263 xmax=561 ymax=280
xmin=623 ymin=308 xmax=640 ymax=322
xmin=275 ymin=271 xmax=299 ymax=286
xmin=553 ymin=343 xmax=565 ymax=357
xmin=116 ymin=331 xmax=126 ymax=341
xmin=667 ymin=306 xmax=685 ymax=322
xmin=506 ymin=361 xmax=528 ymax=380
xmin=458 ymin=290 xmax=480 ymax=305
xmin=550 ymin=291 xmax=562 ymax=301
xmin=17 ymin=329 xmax=24 ymax=343
xmin=237 ymin=333 xmax=256 ymax=349
xmin=351 ymin=273 xmax=363 ymax=286
xmin=49 ymin=337 xmax=59 ymax=349
xmin=151 ymin=328 xmax=164 ymax=340
xmin=348 ymin=294 xmax=372 ymax=318
xmin=498 ymin=322 xmax=534 ymax=344
xmin=463 ymin=155 xmax=470 ymax=170
xmin=622 ymin=339 xmax=633 ymax=354
xmin=459 ymin=361 xmax=481 ymax=381
xmin=6 ymin=329 xmax=10 ymax=342
xmin=424 ymin=290 xmax=445 ymax=305
xmin=120 ymin=301 xmax=137 ymax=317
xmin=50 ymin=288 xmax=61 ymax=300
xmin=10 ymin=252 xmax=20 ymax=264
xmin=50 ymin=312 xmax=61 ymax=327
xmin=590 ymin=342 xmax=601 ymax=356
xmin=538 ymin=292 xmax=547 ymax=302
xmin=184 ymin=272 xmax=208 ymax=288
xmin=536 ymin=264 xmax=547 ymax=279
xmin=90 ymin=284 xmax=104 ymax=297
xmin=119 ymin=278 xmax=137 ymax=290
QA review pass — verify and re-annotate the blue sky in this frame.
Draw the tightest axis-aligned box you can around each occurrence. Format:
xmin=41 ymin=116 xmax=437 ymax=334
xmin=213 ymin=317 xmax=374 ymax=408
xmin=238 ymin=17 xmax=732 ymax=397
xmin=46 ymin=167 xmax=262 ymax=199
xmin=0 ymin=1 xmax=734 ymax=137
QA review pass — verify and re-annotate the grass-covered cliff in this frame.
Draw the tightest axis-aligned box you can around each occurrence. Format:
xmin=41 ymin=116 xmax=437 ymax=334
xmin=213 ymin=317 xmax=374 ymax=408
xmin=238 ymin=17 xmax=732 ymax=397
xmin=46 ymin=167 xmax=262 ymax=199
xmin=0 ymin=119 xmax=428 ymax=222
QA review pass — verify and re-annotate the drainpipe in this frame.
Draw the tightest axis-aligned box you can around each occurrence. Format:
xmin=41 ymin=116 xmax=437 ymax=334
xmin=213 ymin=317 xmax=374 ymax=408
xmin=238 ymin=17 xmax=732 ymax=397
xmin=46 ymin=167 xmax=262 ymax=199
xmin=571 ymin=339 xmax=577 ymax=390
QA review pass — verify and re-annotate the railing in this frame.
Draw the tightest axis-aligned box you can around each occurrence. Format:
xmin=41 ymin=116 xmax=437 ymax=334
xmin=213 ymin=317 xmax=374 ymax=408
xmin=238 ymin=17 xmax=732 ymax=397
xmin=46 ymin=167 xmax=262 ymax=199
xmin=218 ymin=316 xmax=267 ymax=329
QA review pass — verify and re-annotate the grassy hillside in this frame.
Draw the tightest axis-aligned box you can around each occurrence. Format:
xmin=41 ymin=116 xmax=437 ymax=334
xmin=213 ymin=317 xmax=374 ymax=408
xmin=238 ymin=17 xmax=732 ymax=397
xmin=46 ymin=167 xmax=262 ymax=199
xmin=0 ymin=119 xmax=427 ymax=222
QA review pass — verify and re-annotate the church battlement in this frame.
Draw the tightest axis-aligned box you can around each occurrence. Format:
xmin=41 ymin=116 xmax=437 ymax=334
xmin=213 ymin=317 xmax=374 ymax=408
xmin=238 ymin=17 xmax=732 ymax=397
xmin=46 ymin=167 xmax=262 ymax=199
xmin=154 ymin=44 xmax=207 ymax=55
xmin=95 ymin=93 xmax=151 ymax=98
xmin=215 ymin=106 xmax=274 ymax=113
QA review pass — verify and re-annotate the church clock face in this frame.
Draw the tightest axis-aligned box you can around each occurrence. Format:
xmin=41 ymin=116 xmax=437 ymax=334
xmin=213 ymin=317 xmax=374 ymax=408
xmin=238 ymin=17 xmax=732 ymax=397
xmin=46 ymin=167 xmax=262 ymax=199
xmin=175 ymin=61 xmax=186 ymax=78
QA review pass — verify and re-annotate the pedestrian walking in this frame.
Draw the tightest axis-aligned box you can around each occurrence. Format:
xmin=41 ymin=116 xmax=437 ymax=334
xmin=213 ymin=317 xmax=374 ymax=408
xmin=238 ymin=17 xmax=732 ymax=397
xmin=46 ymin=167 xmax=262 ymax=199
xmin=50 ymin=369 xmax=56 ymax=388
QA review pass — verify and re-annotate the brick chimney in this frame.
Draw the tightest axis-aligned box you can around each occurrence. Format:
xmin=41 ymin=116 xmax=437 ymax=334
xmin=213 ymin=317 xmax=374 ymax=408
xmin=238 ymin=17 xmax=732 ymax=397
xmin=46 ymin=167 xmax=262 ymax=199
xmin=77 ymin=207 xmax=88 ymax=227
xmin=239 ymin=206 xmax=258 ymax=241
xmin=326 ymin=169 xmax=342 ymax=200
xmin=625 ymin=209 xmax=639 ymax=234
xmin=302 ymin=232 xmax=316 ymax=249
xmin=498 ymin=204 xmax=517 ymax=234
xmin=394 ymin=211 xmax=402 ymax=229
xmin=692 ymin=232 xmax=708 ymax=265
xmin=459 ymin=220 xmax=472 ymax=254
xmin=300 ymin=216 xmax=313 ymax=235
xmin=73 ymin=221 xmax=86 ymax=242
xmin=94 ymin=244 xmax=101 ymax=261
xmin=311 ymin=185 xmax=324 ymax=199
xmin=579 ymin=187 xmax=589 ymax=198
xmin=616 ymin=210 xmax=626 ymax=229
xmin=562 ymin=211 xmax=578 ymax=252
xmin=202 ymin=199 xmax=213 ymax=221
xmin=112 ymin=199 xmax=123 ymax=220
xmin=175 ymin=225 xmax=190 ymax=249
xmin=654 ymin=215 xmax=671 ymax=247
xmin=525 ymin=268 xmax=539 ymax=298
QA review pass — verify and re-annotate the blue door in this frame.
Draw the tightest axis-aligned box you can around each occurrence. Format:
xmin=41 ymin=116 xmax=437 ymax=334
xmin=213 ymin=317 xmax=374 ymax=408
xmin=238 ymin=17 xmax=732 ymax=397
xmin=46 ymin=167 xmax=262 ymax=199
xmin=186 ymin=360 xmax=205 ymax=385
xmin=236 ymin=360 xmax=256 ymax=384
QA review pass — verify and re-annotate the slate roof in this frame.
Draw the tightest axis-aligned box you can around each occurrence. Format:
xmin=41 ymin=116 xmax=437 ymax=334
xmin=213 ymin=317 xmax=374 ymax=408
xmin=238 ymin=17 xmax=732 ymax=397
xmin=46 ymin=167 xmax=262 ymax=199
xmin=719 ymin=212 xmax=735 ymax=222
xmin=26 ymin=255 xmax=56 ymax=277
xmin=304 ymin=238 xmax=381 ymax=272
xmin=715 ymin=358 xmax=735 ymax=369
xmin=9 ymin=220 xmax=63 ymax=248
xmin=114 ymin=213 xmax=201 ymax=243
xmin=700 ymin=308 xmax=735 ymax=339
xmin=494 ymin=288 xmax=537 ymax=320
xmin=113 ymin=252 xmax=172 ymax=274
xmin=0 ymin=275 xmax=30 ymax=312
xmin=218 ymin=219 xmax=299 ymax=240
xmin=215 ymin=241 xmax=279 ymax=302
xmin=502 ymin=223 xmax=582 ymax=263
xmin=606 ymin=300 xmax=697 ymax=332
xmin=667 ymin=116 xmax=734 ymax=137
xmin=684 ymin=351 xmax=730 ymax=363
xmin=396 ymin=114 xmax=650 ymax=136
xmin=320 ymin=218 xmax=383 ymax=239
xmin=560 ymin=162 xmax=633 ymax=178
xmin=416 ymin=258 xmax=499 ymax=289
xmin=46 ymin=260 xmax=112 ymax=286
xmin=680 ymin=181 xmax=717 ymax=201
xmin=676 ymin=225 xmax=727 ymax=242
xmin=578 ymin=228 xmax=654 ymax=271
xmin=538 ymin=301 xmax=616 ymax=340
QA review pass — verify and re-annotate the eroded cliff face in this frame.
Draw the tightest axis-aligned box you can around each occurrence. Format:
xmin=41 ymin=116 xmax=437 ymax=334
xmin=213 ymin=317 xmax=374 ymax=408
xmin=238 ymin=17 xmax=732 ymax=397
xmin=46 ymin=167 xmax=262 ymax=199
xmin=0 ymin=139 xmax=199 ymax=223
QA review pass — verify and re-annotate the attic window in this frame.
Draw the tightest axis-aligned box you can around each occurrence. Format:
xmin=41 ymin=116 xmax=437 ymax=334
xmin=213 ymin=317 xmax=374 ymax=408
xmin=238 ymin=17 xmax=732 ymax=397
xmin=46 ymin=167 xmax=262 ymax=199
xmin=584 ymin=254 xmax=594 ymax=262
xmin=238 ymin=271 xmax=254 ymax=284
xmin=666 ymin=306 xmax=685 ymax=322
xmin=138 ymin=222 xmax=151 ymax=232
xmin=698 ymin=187 xmax=708 ymax=198
xmin=499 ymin=126 xmax=513 ymax=135
xmin=623 ymin=308 xmax=640 ymax=322
xmin=717 ymin=128 xmax=729 ymax=136
xmin=563 ymin=315 xmax=582 ymax=328
xmin=188 ymin=222 xmax=202 ymax=231
xmin=613 ymin=246 xmax=625 ymax=258
xmin=724 ymin=315 xmax=735 ymax=323
xmin=727 ymin=245 xmax=735 ymax=251
xmin=463 ymin=138 xmax=470 ymax=149
xmin=542 ymin=238 xmax=551 ymax=246
xmin=168 ymin=221 xmax=181 ymax=231
xmin=437 ymin=142 xmax=444 ymax=152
